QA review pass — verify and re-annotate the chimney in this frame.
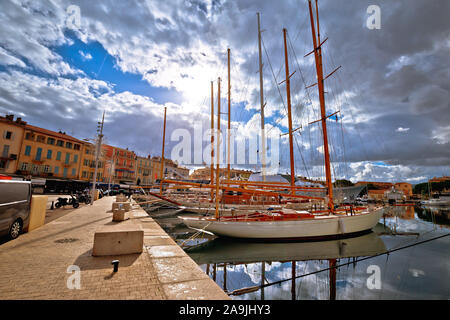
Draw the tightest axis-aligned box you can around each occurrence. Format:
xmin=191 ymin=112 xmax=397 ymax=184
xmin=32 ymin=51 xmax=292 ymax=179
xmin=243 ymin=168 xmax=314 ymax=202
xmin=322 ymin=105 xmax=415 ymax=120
xmin=5 ymin=114 xmax=14 ymax=121
xmin=16 ymin=117 xmax=21 ymax=123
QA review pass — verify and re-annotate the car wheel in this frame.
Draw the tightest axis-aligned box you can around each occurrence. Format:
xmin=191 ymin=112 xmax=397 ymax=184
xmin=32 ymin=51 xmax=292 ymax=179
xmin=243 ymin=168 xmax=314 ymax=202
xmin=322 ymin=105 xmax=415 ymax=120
xmin=9 ymin=219 xmax=22 ymax=240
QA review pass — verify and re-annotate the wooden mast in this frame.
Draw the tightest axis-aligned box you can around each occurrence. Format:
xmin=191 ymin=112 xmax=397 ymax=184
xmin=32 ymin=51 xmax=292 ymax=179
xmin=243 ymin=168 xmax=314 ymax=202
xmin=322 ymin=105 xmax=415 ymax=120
xmin=283 ymin=28 xmax=296 ymax=194
xmin=215 ymin=77 xmax=221 ymax=219
xmin=210 ymin=81 xmax=215 ymax=200
xmin=257 ymin=12 xmax=267 ymax=182
xmin=227 ymin=48 xmax=231 ymax=181
xmin=308 ymin=0 xmax=334 ymax=212
xmin=159 ymin=106 xmax=167 ymax=195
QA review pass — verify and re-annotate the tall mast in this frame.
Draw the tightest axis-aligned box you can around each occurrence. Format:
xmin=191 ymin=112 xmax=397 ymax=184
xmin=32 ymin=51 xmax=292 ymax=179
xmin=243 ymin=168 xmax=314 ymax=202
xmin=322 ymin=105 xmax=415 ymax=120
xmin=159 ymin=106 xmax=167 ymax=196
xmin=210 ymin=81 xmax=215 ymax=200
xmin=308 ymin=0 xmax=334 ymax=212
xmin=257 ymin=12 xmax=267 ymax=182
xmin=215 ymin=77 xmax=221 ymax=219
xmin=283 ymin=28 xmax=296 ymax=194
xmin=227 ymin=48 xmax=231 ymax=181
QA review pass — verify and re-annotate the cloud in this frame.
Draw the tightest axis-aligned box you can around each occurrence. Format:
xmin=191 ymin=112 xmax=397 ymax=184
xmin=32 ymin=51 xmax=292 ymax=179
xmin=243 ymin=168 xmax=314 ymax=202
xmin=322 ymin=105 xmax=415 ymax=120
xmin=79 ymin=50 xmax=92 ymax=61
xmin=0 ymin=0 xmax=448 ymax=183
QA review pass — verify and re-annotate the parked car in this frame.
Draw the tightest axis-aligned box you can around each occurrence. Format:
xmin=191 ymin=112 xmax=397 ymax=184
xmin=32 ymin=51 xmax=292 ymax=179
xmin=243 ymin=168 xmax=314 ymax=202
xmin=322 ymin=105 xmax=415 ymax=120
xmin=0 ymin=179 xmax=32 ymax=239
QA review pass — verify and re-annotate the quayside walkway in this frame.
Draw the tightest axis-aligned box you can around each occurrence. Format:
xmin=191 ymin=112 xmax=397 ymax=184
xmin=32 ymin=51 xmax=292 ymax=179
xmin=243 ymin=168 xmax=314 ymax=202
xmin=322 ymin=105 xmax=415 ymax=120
xmin=0 ymin=196 xmax=228 ymax=300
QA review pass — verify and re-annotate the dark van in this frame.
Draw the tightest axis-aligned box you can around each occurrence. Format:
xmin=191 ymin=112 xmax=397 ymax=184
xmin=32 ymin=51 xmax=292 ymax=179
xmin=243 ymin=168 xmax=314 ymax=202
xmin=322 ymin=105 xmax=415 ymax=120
xmin=0 ymin=180 xmax=32 ymax=239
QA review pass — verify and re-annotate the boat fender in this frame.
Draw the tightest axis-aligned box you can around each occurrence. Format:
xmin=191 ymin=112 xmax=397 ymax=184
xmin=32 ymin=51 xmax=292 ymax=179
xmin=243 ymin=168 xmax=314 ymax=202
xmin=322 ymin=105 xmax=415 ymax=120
xmin=338 ymin=218 xmax=345 ymax=234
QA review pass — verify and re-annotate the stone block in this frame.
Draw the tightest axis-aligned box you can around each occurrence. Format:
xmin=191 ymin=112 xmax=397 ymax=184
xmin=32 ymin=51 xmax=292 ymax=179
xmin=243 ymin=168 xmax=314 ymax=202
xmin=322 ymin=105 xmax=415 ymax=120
xmin=92 ymin=225 xmax=144 ymax=256
xmin=112 ymin=209 xmax=129 ymax=221
xmin=112 ymin=202 xmax=131 ymax=212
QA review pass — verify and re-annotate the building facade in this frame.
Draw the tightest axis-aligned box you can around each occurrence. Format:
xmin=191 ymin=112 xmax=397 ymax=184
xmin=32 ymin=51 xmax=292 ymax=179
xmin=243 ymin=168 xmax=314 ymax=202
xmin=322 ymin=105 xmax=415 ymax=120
xmin=151 ymin=156 xmax=190 ymax=182
xmin=0 ymin=115 xmax=26 ymax=174
xmin=80 ymin=142 xmax=105 ymax=182
xmin=135 ymin=155 xmax=152 ymax=186
xmin=17 ymin=124 xmax=84 ymax=180
xmin=103 ymin=145 xmax=136 ymax=184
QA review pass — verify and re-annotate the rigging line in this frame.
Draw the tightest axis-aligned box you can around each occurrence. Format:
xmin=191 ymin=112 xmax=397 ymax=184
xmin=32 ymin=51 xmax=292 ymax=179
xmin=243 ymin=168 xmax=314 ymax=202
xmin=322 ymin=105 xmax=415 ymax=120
xmin=287 ymin=31 xmax=322 ymax=179
xmin=261 ymin=36 xmax=288 ymax=136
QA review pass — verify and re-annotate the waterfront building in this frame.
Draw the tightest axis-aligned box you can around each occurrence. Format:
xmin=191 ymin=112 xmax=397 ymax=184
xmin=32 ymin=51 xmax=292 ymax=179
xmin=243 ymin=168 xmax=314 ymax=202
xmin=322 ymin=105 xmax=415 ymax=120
xmin=79 ymin=142 xmax=105 ymax=182
xmin=17 ymin=123 xmax=84 ymax=180
xmin=103 ymin=145 xmax=136 ymax=184
xmin=151 ymin=156 xmax=190 ymax=182
xmin=136 ymin=155 xmax=152 ymax=186
xmin=189 ymin=167 xmax=253 ymax=181
xmin=0 ymin=115 xmax=26 ymax=174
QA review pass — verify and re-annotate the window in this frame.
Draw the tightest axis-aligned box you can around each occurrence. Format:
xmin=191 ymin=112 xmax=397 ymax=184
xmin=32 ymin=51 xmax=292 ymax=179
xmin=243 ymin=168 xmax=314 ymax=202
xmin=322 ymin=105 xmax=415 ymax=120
xmin=36 ymin=135 xmax=45 ymax=143
xmin=63 ymin=167 xmax=68 ymax=178
xmin=25 ymin=132 xmax=33 ymax=141
xmin=71 ymin=168 xmax=76 ymax=176
xmin=2 ymin=145 xmax=9 ymax=158
xmin=20 ymin=163 xmax=28 ymax=171
xmin=82 ymin=171 xmax=87 ymax=178
xmin=56 ymin=151 xmax=61 ymax=160
xmin=56 ymin=140 xmax=64 ymax=147
xmin=4 ymin=131 xmax=12 ymax=140
xmin=47 ymin=137 xmax=55 ymax=145
xmin=83 ymin=159 xmax=88 ymax=166
xmin=74 ymin=144 xmax=80 ymax=150
xmin=47 ymin=149 xmax=52 ymax=159
xmin=65 ymin=153 xmax=70 ymax=164
xmin=44 ymin=165 xmax=51 ymax=173
xmin=35 ymin=147 xmax=42 ymax=161
xmin=24 ymin=145 xmax=31 ymax=156
xmin=73 ymin=154 xmax=78 ymax=163
xmin=66 ymin=142 xmax=72 ymax=149
xmin=54 ymin=166 xmax=59 ymax=174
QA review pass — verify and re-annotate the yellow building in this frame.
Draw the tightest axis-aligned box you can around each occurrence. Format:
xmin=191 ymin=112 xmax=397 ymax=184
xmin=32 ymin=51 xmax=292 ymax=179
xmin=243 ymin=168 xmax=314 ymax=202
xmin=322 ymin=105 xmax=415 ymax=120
xmin=79 ymin=142 xmax=105 ymax=182
xmin=17 ymin=124 xmax=84 ymax=180
xmin=136 ymin=155 xmax=152 ymax=185
xmin=0 ymin=115 xmax=26 ymax=174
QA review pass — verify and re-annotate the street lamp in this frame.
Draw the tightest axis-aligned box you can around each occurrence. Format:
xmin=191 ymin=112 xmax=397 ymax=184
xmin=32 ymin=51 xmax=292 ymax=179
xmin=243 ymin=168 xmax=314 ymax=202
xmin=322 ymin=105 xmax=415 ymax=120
xmin=91 ymin=111 xmax=105 ymax=205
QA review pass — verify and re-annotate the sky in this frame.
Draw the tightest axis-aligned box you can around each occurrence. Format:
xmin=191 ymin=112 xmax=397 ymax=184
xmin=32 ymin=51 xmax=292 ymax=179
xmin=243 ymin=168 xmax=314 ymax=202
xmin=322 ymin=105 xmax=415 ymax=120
xmin=0 ymin=0 xmax=448 ymax=184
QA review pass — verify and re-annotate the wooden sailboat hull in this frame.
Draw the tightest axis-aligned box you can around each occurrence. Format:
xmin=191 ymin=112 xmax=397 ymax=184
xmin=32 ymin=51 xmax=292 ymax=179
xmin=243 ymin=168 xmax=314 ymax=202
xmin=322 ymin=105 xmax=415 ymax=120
xmin=180 ymin=208 xmax=384 ymax=240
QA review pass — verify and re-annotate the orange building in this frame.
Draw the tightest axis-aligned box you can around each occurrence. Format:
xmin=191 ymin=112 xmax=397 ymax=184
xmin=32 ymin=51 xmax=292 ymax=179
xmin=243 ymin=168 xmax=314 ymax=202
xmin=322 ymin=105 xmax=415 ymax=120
xmin=429 ymin=176 xmax=450 ymax=183
xmin=394 ymin=182 xmax=412 ymax=197
xmin=103 ymin=145 xmax=136 ymax=184
xmin=0 ymin=115 xmax=26 ymax=174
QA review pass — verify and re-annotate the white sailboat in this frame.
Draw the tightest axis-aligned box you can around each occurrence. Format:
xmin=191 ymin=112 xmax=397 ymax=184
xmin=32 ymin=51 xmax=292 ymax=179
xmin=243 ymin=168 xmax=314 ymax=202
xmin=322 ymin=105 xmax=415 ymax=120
xmin=180 ymin=0 xmax=384 ymax=240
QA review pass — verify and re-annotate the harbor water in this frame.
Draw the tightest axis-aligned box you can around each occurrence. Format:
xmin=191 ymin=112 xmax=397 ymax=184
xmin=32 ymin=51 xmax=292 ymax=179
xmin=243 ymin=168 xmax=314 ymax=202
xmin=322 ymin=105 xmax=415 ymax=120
xmin=144 ymin=205 xmax=450 ymax=300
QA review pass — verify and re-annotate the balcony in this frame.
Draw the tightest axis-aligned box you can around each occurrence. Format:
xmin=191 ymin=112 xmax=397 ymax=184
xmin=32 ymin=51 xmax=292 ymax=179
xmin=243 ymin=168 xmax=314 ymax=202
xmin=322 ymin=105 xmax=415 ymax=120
xmin=32 ymin=159 xmax=44 ymax=164
xmin=0 ymin=154 xmax=17 ymax=161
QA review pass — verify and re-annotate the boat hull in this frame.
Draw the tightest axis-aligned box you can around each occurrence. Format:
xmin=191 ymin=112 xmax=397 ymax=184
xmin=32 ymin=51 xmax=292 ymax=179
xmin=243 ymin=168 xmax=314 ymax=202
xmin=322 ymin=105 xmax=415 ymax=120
xmin=180 ymin=208 xmax=384 ymax=241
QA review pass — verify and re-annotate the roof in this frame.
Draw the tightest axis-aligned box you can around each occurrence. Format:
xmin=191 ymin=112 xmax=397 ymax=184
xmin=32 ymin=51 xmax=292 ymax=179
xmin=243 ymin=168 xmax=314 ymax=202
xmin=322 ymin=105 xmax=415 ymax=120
xmin=25 ymin=124 xmax=85 ymax=144
xmin=248 ymin=173 xmax=289 ymax=183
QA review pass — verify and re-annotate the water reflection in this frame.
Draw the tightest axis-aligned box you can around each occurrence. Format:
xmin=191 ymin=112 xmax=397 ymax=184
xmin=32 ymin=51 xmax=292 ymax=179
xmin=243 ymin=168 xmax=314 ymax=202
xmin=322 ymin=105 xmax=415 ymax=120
xmin=146 ymin=205 xmax=450 ymax=299
xmin=186 ymin=232 xmax=386 ymax=300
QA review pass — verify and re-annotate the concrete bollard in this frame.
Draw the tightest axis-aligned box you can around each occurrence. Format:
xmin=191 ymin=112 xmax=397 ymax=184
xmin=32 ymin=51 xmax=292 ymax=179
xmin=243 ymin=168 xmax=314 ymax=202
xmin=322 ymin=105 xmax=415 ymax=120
xmin=25 ymin=195 xmax=48 ymax=232
xmin=112 ymin=202 xmax=131 ymax=212
xmin=112 ymin=208 xmax=129 ymax=221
